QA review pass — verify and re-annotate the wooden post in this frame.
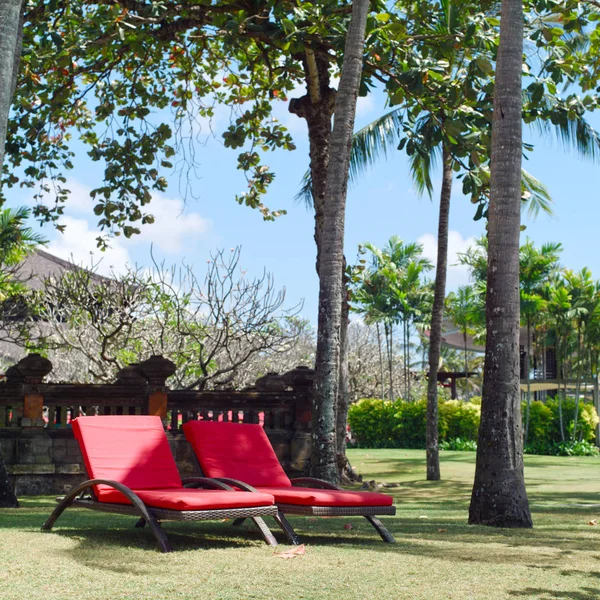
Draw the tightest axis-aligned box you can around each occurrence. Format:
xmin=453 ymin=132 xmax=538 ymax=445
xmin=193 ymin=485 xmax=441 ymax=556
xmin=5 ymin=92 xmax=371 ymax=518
xmin=135 ymin=356 xmax=176 ymax=429
xmin=10 ymin=354 xmax=52 ymax=427
xmin=283 ymin=366 xmax=314 ymax=475
xmin=148 ymin=391 xmax=168 ymax=419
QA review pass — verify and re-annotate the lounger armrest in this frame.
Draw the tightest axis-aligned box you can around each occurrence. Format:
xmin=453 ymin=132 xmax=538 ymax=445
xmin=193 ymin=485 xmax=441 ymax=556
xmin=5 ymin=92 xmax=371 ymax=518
xmin=290 ymin=477 xmax=342 ymax=490
xmin=182 ymin=477 xmax=235 ymax=491
xmin=211 ymin=477 xmax=261 ymax=493
xmin=53 ymin=479 xmax=147 ymax=509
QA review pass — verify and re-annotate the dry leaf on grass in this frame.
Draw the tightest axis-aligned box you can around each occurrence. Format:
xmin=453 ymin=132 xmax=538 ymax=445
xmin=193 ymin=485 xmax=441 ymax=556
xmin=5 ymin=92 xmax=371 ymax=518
xmin=274 ymin=544 xmax=306 ymax=559
xmin=588 ymin=519 xmax=597 ymax=526
xmin=343 ymin=523 xmax=353 ymax=530
xmin=437 ymin=528 xmax=448 ymax=533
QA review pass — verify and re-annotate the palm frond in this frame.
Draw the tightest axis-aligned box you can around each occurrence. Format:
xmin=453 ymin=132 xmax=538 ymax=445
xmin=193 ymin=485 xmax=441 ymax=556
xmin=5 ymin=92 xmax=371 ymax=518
xmin=521 ymin=169 xmax=553 ymax=218
xmin=525 ymin=93 xmax=600 ymax=162
xmin=295 ymin=108 xmax=404 ymax=208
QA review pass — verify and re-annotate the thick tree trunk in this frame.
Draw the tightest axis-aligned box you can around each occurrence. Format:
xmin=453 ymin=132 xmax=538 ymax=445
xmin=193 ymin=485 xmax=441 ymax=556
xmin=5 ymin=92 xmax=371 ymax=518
xmin=0 ymin=0 xmax=24 ymax=170
xmin=426 ymin=145 xmax=452 ymax=481
xmin=312 ymin=0 xmax=369 ymax=483
xmin=468 ymin=0 xmax=532 ymax=528
xmin=335 ymin=282 xmax=351 ymax=480
xmin=0 ymin=0 xmax=24 ymax=509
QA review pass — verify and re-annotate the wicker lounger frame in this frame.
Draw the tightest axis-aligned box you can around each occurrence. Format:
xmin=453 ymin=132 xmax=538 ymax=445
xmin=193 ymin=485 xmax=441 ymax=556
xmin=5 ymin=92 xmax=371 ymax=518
xmin=213 ymin=477 xmax=397 ymax=545
xmin=41 ymin=477 xmax=279 ymax=552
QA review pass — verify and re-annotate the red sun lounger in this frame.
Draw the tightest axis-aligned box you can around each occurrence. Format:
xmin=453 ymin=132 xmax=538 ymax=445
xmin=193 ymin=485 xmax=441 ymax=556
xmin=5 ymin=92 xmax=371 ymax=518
xmin=42 ymin=416 xmax=278 ymax=552
xmin=182 ymin=421 xmax=396 ymax=544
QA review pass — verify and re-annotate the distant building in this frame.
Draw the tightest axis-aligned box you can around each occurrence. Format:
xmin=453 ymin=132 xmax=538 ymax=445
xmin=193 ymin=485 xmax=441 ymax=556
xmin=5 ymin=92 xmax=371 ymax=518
xmin=0 ymin=250 xmax=105 ymax=365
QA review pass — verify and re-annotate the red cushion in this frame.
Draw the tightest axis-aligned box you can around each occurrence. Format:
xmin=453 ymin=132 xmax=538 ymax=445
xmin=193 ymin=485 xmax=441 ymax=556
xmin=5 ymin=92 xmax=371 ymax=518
xmin=256 ymin=487 xmax=394 ymax=507
xmin=73 ymin=416 xmax=182 ymax=498
xmin=183 ymin=421 xmax=292 ymax=488
xmin=98 ymin=487 xmax=274 ymax=510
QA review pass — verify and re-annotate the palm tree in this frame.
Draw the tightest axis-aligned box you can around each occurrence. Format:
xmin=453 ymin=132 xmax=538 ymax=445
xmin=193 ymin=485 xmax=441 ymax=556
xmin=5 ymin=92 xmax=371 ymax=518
xmin=0 ymin=206 xmax=45 ymax=509
xmin=519 ymin=240 xmax=562 ymax=442
xmin=446 ymin=285 xmax=480 ymax=398
xmin=562 ymin=268 xmax=596 ymax=439
xmin=312 ymin=0 xmax=369 ymax=483
xmin=468 ymin=0 xmax=532 ymax=528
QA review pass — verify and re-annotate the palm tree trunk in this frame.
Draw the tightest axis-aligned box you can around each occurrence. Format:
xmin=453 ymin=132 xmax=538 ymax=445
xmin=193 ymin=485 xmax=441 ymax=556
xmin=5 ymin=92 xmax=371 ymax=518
xmin=573 ymin=326 xmax=582 ymax=440
xmin=384 ymin=321 xmax=392 ymax=398
xmin=389 ymin=322 xmax=395 ymax=399
xmin=335 ymin=286 xmax=351 ymax=480
xmin=0 ymin=0 xmax=24 ymax=170
xmin=556 ymin=333 xmax=565 ymax=441
xmin=463 ymin=329 xmax=469 ymax=400
xmin=426 ymin=143 xmax=453 ymax=481
xmin=376 ymin=322 xmax=385 ymax=400
xmin=312 ymin=0 xmax=369 ymax=483
xmin=406 ymin=320 xmax=412 ymax=399
xmin=401 ymin=318 xmax=408 ymax=396
xmin=469 ymin=0 xmax=532 ymax=527
xmin=0 ymin=0 xmax=24 ymax=509
xmin=525 ymin=320 xmax=532 ymax=444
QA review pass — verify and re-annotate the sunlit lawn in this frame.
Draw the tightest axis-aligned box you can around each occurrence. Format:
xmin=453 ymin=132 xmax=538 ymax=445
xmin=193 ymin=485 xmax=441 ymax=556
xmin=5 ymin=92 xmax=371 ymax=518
xmin=2 ymin=450 xmax=600 ymax=599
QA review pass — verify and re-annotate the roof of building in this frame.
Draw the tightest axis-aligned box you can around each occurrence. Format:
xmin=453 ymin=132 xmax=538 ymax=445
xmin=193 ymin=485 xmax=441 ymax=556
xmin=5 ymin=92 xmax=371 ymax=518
xmin=14 ymin=249 xmax=107 ymax=291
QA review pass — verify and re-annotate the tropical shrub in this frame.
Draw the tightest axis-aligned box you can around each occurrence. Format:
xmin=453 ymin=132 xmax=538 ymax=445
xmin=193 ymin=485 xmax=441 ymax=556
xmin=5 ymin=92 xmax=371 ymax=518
xmin=347 ymin=398 xmax=403 ymax=448
xmin=440 ymin=399 xmax=481 ymax=441
xmin=349 ymin=395 xmax=599 ymax=454
xmin=439 ymin=438 xmax=478 ymax=451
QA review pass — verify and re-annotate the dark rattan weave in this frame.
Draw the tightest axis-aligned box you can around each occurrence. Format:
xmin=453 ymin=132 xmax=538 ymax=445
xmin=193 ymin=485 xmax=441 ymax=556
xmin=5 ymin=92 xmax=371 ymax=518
xmin=72 ymin=498 xmax=278 ymax=521
xmin=276 ymin=504 xmax=396 ymax=517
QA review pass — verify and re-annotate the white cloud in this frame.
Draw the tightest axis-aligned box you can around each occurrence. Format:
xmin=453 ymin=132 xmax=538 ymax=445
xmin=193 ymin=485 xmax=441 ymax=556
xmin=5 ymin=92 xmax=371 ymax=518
xmin=356 ymin=94 xmax=375 ymax=117
xmin=417 ymin=230 xmax=476 ymax=291
xmin=46 ymin=216 xmax=131 ymax=276
xmin=37 ymin=179 xmax=213 ymax=271
xmin=135 ymin=196 xmax=211 ymax=254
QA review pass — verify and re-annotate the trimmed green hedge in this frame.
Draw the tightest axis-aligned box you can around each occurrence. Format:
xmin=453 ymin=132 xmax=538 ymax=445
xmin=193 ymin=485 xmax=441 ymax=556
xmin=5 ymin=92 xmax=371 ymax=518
xmin=348 ymin=396 xmax=599 ymax=455
xmin=347 ymin=397 xmax=482 ymax=449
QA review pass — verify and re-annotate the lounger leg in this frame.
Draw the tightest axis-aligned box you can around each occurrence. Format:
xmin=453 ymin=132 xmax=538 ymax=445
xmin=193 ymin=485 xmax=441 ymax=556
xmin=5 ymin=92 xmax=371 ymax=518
xmin=41 ymin=493 xmax=77 ymax=531
xmin=364 ymin=515 xmax=395 ymax=543
xmin=250 ymin=517 xmax=278 ymax=546
xmin=232 ymin=517 xmax=246 ymax=527
xmin=148 ymin=518 xmax=173 ymax=553
xmin=135 ymin=517 xmax=146 ymax=528
xmin=41 ymin=482 xmax=173 ymax=553
xmin=273 ymin=510 xmax=301 ymax=545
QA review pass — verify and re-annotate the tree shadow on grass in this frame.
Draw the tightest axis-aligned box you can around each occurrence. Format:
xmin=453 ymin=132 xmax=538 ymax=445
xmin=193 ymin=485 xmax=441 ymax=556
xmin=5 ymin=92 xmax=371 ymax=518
xmin=44 ymin=520 xmax=273 ymax=573
xmin=508 ymin=587 xmax=600 ymax=599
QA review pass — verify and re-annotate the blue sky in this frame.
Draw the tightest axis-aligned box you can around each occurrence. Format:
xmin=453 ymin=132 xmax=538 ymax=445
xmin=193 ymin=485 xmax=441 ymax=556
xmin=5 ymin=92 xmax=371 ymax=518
xmin=6 ymin=85 xmax=600 ymax=324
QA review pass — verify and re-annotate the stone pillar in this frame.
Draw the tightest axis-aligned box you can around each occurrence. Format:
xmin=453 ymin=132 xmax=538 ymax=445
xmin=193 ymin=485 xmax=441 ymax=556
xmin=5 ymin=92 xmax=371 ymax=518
xmin=283 ymin=366 xmax=314 ymax=475
xmin=10 ymin=354 xmax=52 ymax=428
xmin=136 ymin=356 xmax=176 ymax=422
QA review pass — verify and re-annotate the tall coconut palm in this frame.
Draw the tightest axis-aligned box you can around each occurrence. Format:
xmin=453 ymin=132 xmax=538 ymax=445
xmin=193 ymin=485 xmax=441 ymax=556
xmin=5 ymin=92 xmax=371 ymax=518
xmin=519 ymin=240 xmax=562 ymax=442
xmin=312 ymin=0 xmax=370 ymax=483
xmin=468 ymin=0 xmax=532 ymax=528
xmin=446 ymin=285 xmax=480 ymax=397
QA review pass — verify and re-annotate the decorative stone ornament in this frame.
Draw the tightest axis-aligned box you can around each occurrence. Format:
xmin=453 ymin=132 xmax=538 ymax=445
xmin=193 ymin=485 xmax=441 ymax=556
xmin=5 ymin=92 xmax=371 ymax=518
xmin=282 ymin=366 xmax=314 ymax=389
xmin=14 ymin=354 xmax=53 ymax=383
xmin=136 ymin=355 xmax=176 ymax=387
xmin=255 ymin=372 xmax=286 ymax=392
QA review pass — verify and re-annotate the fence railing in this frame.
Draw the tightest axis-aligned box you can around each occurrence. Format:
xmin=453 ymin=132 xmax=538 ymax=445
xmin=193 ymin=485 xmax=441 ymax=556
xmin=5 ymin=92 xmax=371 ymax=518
xmin=0 ymin=354 xmax=315 ymax=484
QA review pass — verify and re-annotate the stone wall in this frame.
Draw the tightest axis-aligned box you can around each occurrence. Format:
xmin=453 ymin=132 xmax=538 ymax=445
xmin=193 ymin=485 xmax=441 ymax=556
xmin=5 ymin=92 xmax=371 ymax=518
xmin=0 ymin=354 xmax=314 ymax=495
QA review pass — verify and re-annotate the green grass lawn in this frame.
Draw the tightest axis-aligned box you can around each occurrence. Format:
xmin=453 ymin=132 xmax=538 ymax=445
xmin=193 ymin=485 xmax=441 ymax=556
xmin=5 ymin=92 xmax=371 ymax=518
xmin=2 ymin=450 xmax=600 ymax=600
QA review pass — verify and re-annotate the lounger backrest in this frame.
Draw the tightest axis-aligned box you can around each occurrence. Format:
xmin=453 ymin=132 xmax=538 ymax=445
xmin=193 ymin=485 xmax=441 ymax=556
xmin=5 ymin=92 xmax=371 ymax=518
xmin=73 ymin=416 xmax=182 ymax=498
xmin=183 ymin=421 xmax=292 ymax=488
